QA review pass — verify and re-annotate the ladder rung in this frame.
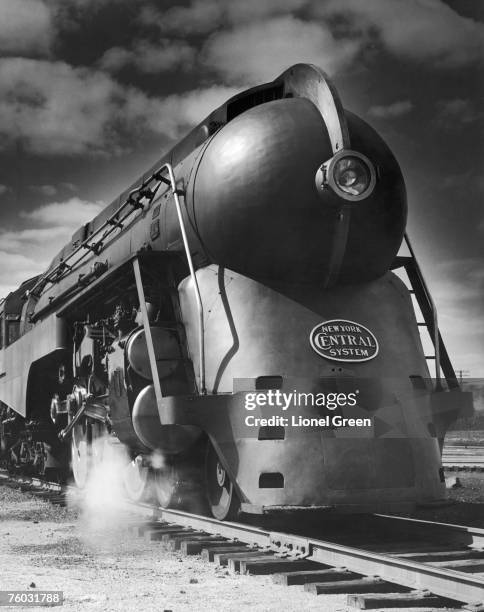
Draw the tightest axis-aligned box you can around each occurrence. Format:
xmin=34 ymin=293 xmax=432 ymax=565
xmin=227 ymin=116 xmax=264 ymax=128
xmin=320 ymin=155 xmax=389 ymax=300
xmin=417 ymin=322 xmax=426 ymax=326
xmin=425 ymin=355 xmax=436 ymax=359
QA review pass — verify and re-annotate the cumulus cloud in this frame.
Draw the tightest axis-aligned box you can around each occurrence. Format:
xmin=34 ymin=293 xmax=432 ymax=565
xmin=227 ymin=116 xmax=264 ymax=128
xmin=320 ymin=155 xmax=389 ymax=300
xmin=437 ymin=98 xmax=480 ymax=126
xmin=0 ymin=57 xmax=239 ymax=155
xmin=29 ymin=183 xmax=78 ymax=197
xmin=59 ymin=182 xmax=77 ymax=192
xmin=0 ymin=251 xmax=47 ymax=299
xmin=368 ymin=100 xmax=414 ymax=119
xmin=20 ymin=197 xmax=104 ymax=226
xmin=62 ymin=0 xmax=135 ymax=5
xmin=0 ymin=226 xmax=75 ymax=254
xmin=150 ymin=85 xmax=242 ymax=138
xmin=202 ymin=16 xmax=360 ymax=85
xmin=226 ymin=0 xmax=309 ymax=22
xmin=314 ymin=0 xmax=484 ymax=68
xmin=100 ymin=40 xmax=196 ymax=74
xmin=139 ymin=2 xmax=223 ymax=35
xmin=29 ymin=184 xmax=58 ymax=197
xmin=0 ymin=0 xmax=53 ymax=56
xmin=0 ymin=58 xmax=137 ymax=155
xmin=141 ymin=0 xmax=310 ymax=34
xmin=0 ymin=198 xmax=104 ymax=298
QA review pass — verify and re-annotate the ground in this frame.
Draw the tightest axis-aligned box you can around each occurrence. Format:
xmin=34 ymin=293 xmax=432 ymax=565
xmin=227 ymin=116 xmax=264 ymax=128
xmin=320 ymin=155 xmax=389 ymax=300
xmin=0 ymin=486 xmax=350 ymax=612
xmin=407 ymin=471 xmax=484 ymax=527
xmin=1 ymin=470 xmax=483 ymax=611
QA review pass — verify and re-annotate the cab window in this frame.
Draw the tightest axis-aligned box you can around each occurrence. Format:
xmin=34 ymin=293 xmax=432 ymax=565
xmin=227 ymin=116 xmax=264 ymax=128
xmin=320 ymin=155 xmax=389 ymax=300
xmin=6 ymin=315 xmax=20 ymax=345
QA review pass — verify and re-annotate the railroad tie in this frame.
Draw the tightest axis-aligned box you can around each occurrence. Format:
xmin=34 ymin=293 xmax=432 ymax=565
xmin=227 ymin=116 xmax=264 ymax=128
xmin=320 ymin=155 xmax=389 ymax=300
xmin=347 ymin=589 xmax=457 ymax=610
xmin=130 ymin=521 xmax=182 ymax=537
xmin=213 ymin=550 xmax=273 ymax=571
xmin=165 ymin=534 xmax=224 ymax=552
xmin=305 ymin=576 xmax=409 ymax=595
xmin=239 ymin=558 xmax=320 ymax=576
xmin=272 ymin=567 xmax=359 ymax=586
xmin=144 ymin=526 xmax=196 ymax=541
xmin=181 ymin=539 xmax=232 ymax=555
xmin=201 ymin=545 xmax=255 ymax=562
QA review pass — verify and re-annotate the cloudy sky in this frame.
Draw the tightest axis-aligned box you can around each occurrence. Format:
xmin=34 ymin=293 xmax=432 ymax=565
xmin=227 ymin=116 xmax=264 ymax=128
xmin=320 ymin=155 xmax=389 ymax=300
xmin=0 ymin=0 xmax=483 ymax=376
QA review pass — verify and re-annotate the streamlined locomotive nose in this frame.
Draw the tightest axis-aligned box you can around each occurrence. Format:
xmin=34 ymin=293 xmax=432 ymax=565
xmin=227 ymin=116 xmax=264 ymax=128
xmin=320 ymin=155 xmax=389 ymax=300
xmin=188 ymin=98 xmax=407 ymax=287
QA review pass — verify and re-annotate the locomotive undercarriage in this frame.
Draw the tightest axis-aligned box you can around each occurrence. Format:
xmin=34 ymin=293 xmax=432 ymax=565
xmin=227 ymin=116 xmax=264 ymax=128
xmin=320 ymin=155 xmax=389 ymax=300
xmin=0 ymin=402 xmax=71 ymax=482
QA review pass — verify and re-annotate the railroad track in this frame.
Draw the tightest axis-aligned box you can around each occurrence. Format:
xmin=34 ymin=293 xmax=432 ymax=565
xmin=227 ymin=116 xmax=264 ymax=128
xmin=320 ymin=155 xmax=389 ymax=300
xmin=443 ymin=446 xmax=484 ymax=472
xmin=2 ymin=470 xmax=484 ymax=611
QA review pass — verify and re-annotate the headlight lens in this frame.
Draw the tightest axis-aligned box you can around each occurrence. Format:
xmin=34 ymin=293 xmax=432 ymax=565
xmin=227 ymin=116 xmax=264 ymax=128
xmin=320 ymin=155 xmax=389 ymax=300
xmin=315 ymin=150 xmax=376 ymax=202
xmin=333 ymin=157 xmax=371 ymax=196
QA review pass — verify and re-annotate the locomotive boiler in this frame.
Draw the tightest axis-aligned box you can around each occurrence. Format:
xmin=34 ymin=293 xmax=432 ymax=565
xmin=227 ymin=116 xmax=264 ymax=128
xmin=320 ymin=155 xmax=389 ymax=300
xmin=0 ymin=64 xmax=472 ymax=519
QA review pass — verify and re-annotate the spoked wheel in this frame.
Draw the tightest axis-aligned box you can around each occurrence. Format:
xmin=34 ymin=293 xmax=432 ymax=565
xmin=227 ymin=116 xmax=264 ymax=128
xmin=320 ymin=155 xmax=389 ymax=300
xmin=123 ymin=455 xmax=151 ymax=502
xmin=71 ymin=421 xmax=90 ymax=489
xmin=205 ymin=443 xmax=240 ymax=520
xmin=152 ymin=464 xmax=179 ymax=508
xmin=90 ymin=421 xmax=106 ymax=466
xmin=71 ymin=420 xmax=106 ymax=488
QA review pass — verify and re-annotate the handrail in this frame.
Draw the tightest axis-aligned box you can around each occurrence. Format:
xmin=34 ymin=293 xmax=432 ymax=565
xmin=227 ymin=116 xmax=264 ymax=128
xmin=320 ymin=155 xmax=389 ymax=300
xmin=28 ymin=169 xmax=165 ymax=298
xmin=161 ymin=163 xmax=206 ymax=395
xmin=404 ymin=233 xmax=441 ymax=387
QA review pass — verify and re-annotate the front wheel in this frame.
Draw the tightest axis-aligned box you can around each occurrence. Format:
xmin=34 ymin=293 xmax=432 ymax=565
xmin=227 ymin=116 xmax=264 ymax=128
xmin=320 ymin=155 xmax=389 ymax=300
xmin=70 ymin=420 xmax=106 ymax=489
xmin=152 ymin=463 xmax=179 ymax=508
xmin=123 ymin=455 xmax=151 ymax=502
xmin=205 ymin=442 xmax=240 ymax=521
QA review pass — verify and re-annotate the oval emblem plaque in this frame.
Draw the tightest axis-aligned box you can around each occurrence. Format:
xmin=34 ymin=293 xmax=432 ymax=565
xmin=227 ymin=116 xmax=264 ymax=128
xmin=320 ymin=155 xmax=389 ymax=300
xmin=310 ymin=319 xmax=379 ymax=363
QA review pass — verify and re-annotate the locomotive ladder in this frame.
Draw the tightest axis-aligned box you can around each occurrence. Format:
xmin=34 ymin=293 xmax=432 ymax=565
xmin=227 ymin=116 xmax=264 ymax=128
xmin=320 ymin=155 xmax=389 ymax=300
xmin=391 ymin=234 xmax=458 ymax=390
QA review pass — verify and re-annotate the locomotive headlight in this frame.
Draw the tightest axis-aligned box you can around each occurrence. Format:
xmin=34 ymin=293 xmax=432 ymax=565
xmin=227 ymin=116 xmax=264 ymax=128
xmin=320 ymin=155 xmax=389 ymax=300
xmin=334 ymin=157 xmax=370 ymax=195
xmin=315 ymin=150 xmax=376 ymax=202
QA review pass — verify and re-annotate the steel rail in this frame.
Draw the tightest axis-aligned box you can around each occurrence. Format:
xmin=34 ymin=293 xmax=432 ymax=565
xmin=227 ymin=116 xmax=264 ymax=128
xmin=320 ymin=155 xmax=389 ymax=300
xmin=304 ymin=539 xmax=483 ymax=604
xmin=375 ymin=513 xmax=484 ymax=547
xmin=142 ymin=506 xmax=484 ymax=605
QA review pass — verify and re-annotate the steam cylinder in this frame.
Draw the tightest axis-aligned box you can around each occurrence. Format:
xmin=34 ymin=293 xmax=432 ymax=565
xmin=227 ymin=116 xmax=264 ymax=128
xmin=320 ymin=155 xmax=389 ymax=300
xmin=132 ymin=385 xmax=201 ymax=453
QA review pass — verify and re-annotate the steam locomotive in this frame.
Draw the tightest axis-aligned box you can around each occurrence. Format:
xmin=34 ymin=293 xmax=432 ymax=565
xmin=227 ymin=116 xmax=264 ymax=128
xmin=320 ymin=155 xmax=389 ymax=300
xmin=0 ymin=64 xmax=472 ymax=519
